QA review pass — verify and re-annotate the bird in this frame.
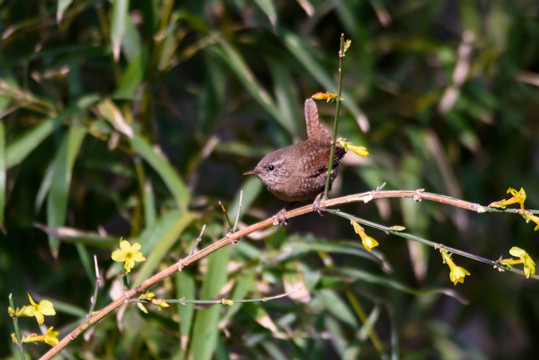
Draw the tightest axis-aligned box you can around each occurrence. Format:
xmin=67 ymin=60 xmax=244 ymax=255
xmin=244 ymin=98 xmax=345 ymax=224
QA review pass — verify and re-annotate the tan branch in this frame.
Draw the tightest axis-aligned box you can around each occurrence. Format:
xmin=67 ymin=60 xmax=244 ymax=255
xmin=39 ymin=188 xmax=511 ymax=359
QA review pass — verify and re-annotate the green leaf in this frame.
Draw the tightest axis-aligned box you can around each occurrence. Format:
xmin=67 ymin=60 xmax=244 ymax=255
xmin=254 ymin=0 xmax=277 ymax=27
xmin=317 ymin=288 xmax=358 ymax=327
xmin=228 ymin=176 xmax=263 ymax=223
xmin=176 ymin=269 xmax=195 ymax=355
xmin=111 ymin=0 xmax=129 ymax=61
xmin=95 ymin=98 xmax=134 ymax=137
xmin=6 ymin=111 xmax=69 ymax=168
xmin=282 ymin=30 xmax=369 ymax=132
xmin=56 ymin=0 xmax=73 ymax=23
xmin=121 ymin=12 xmax=142 ymax=61
xmin=133 ymin=210 xmax=196 ymax=286
xmin=143 ymin=179 xmax=157 ymax=229
xmin=46 ymin=126 xmax=87 ymax=256
xmin=213 ymin=37 xmax=292 ymax=134
xmin=5 ymin=95 xmax=98 ymax=168
xmin=266 ymin=57 xmax=300 ymax=137
xmin=189 ymin=247 xmax=231 ymax=360
xmin=0 ymin=121 xmax=5 ymax=226
xmin=129 ymin=134 xmax=190 ymax=210
xmin=33 ymin=223 xmax=117 ymax=247
xmin=34 ymin=161 xmax=54 ymax=212
xmin=224 ymin=269 xmax=255 ymax=320
xmin=115 ymin=51 xmax=147 ymax=98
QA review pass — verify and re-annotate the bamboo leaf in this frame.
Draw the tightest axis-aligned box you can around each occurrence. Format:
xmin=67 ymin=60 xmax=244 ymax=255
xmin=46 ymin=126 xmax=87 ymax=256
xmin=213 ymin=37 xmax=293 ymax=134
xmin=133 ymin=210 xmax=196 ymax=286
xmin=56 ymin=0 xmax=73 ymax=23
xmin=95 ymin=98 xmax=134 ymax=137
xmin=254 ymin=0 xmax=277 ymax=27
xmin=282 ymin=30 xmax=369 ymax=132
xmin=129 ymin=134 xmax=190 ymax=210
xmin=6 ymin=95 xmax=98 ymax=168
xmin=111 ymin=0 xmax=129 ymax=61
xmin=176 ymin=269 xmax=195 ymax=356
xmin=0 ymin=121 xmax=5 ymax=227
xmin=189 ymin=247 xmax=231 ymax=360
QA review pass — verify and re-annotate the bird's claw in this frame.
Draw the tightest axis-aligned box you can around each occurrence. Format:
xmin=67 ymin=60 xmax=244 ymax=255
xmin=273 ymin=208 xmax=288 ymax=226
xmin=312 ymin=193 xmax=325 ymax=216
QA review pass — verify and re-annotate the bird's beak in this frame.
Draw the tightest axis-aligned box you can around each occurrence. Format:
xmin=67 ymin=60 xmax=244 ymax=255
xmin=243 ymin=169 xmax=256 ymax=176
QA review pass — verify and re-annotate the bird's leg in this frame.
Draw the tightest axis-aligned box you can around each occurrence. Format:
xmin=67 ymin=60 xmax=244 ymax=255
xmin=273 ymin=202 xmax=296 ymax=226
xmin=312 ymin=192 xmax=325 ymax=216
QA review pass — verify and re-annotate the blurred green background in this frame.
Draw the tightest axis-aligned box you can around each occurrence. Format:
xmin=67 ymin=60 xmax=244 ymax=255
xmin=1 ymin=0 xmax=538 ymax=359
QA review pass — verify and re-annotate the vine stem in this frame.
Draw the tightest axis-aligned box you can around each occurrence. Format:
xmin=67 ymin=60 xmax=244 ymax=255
xmin=40 ymin=188 xmax=537 ymax=359
xmin=323 ymin=33 xmax=346 ymax=200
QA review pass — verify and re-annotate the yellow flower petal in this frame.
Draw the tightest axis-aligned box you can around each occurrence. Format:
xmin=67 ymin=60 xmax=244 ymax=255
xmin=38 ymin=299 xmax=56 ymax=316
xmin=44 ymin=327 xmax=59 ymax=346
xmin=509 ymin=246 xmax=536 ymax=278
xmin=509 ymin=247 xmax=526 ymax=258
xmin=34 ymin=311 xmax=45 ymax=325
xmin=111 ymin=249 xmax=126 ymax=262
xmin=449 ymin=266 xmax=471 ymax=285
xmin=362 ymin=235 xmax=379 ymax=252
xmin=119 ymin=240 xmax=131 ymax=251
xmin=131 ymin=242 xmax=141 ymax=253
xmin=133 ymin=252 xmax=146 ymax=262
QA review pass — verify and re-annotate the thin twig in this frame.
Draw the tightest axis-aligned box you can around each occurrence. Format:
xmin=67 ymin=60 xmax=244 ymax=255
xmin=232 ymin=190 xmax=243 ymax=233
xmin=323 ymin=33 xmax=346 ymax=200
xmin=9 ymin=294 xmax=27 ymax=360
xmin=87 ymin=255 xmax=102 ymax=317
xmin=219 ymin=201 xmax=232 ymax=230
xmin=131 ymin=287 xmax=301 ymax=305
xmin=188 ymin=224 xmax=206 ymax=257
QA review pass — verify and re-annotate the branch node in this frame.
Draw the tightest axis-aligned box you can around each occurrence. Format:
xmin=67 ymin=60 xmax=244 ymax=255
xmin=413 ymin=188 xmax=425 ymax=202
xmin=177 ymin=260 xmax=185 ymax=272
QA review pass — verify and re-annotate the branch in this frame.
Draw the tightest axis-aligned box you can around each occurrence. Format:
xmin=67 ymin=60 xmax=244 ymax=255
xmin=40 ymin=188 xmax=537 ymax=359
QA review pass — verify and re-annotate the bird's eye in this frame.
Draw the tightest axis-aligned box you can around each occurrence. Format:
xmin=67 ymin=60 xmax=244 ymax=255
xmin=268 ymin=165 xmax=274 ymax=171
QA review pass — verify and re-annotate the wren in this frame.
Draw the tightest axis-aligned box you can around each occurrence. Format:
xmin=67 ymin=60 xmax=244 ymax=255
xmin=244 ymin=98 xmax=345 ymax=221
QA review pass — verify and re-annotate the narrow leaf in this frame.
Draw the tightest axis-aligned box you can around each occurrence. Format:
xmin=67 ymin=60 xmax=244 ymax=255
xmin=56 ymin=0 xmax=73 ymax=23
xmin=111 ymin=0 xmax=129 ymax=61
xmin=6 ymin=95 xmax=98 ymax=168
xmin=46 ymin=126 xmax=87 ymax=256
xmin=213 ymin=38 xmax=293 ymax=134
xmin=282 ymin=30 xmax=370 ymax=132
xmin=254 ymin=0 xmax=277 ymax=27
xmin=0 ymin=121 xmax=5 ymax=227
xmin=129 ymin=134 xmax=190 ymax=210
xmin=189 ymin=248 xmax=231 ymax=360
xmin=95 ymin=98 xmax=134 ymax=137
xmin=133 ymin=210 xmax=196 ymax=286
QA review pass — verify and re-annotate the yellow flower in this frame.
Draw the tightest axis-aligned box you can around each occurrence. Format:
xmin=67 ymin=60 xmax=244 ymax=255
xmin=337 ymin=138 xmax=369 ymax=157
xmin=449 ymin=266 xmax=471 ymax=285
xmin=19 ymin=294 xmax=56 ymax=325
xmin=152 ymin=299 xmax=170 ymax=309
xmin=311 ymin=91 xmax=339 ymax=102
xmin=440 ymin=249 xmax=471 ymax=285
xmin=501 ymin=247 xmax=536 ymax=278
xmin=221 ymin=298 xmax=234 ymax=306
xmin=138 ymin=291 xmax=169 ymax=310
xmin=22 ymin=326 xmax=59 ymax=346
xmin=351 ymin=220 xmax=379 ymax=252
xmin=111 ymin=240 xmax=146 ymax=273
xmin=489 ymin=187 xmax=526 ymax=209
xmin=518 ymin=210 xmax=539 ymax=231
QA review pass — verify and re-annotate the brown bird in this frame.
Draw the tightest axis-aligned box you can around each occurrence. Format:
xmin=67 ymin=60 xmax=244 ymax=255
xmin=244 ymin=98 xmax=345 ymax=223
